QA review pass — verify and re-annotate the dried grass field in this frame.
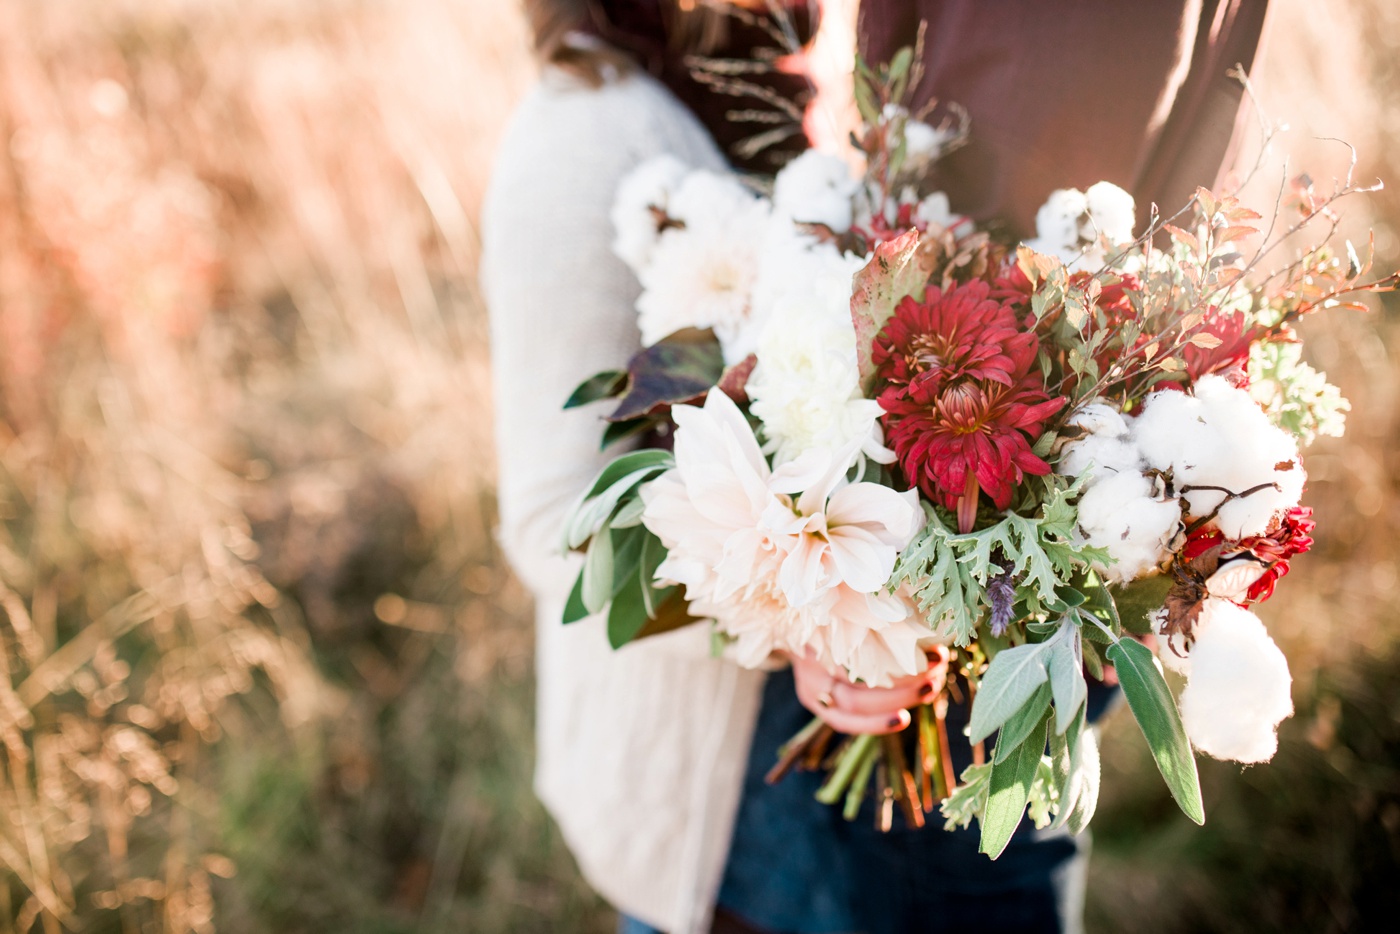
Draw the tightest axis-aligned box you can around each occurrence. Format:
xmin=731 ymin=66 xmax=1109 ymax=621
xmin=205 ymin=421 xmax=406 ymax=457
xmin=0 ymin=1 xmax=1396 ymax=932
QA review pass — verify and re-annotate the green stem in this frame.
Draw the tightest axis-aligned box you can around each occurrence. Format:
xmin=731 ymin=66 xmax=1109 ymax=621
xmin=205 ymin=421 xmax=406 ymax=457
xmin=815 ymin=732 xmax=879 ymax=805
xmin=841 ymin=738 xmax=881 ymax=821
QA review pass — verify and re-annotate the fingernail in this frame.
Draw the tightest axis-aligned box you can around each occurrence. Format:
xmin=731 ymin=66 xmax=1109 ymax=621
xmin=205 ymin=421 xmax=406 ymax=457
xmin=917 ymin=682 xmax=935 ymax=698
xmin=888 ymin=715 xmax=904 ymax=729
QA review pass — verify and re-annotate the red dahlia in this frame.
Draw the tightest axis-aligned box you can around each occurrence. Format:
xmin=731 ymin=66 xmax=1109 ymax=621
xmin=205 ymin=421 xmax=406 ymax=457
xmin=873 ymin=282 xmax=1065 ymax=531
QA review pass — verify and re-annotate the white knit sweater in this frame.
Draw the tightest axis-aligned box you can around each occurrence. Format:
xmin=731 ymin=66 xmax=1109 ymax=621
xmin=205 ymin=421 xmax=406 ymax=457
xmin=481 ymin=68 xmax=768 ymax=934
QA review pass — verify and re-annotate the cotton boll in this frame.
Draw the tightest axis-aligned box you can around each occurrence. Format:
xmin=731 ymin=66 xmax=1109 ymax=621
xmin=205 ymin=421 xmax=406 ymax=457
xmin=1076 ymin=471 xmax=1181 ymax=583
xmin=1132 ymin=375 xmax=1305 ymax=538
xmin=1034 ymin=188 xmax=1089 ymax=252
xmin=1067 ymin=402 xmax=1132 ymax=439
xmin=1083 ymin=181 xmax=1136 ymax=244
xmin=1059 ymin=402 xmax=1142 ymax=480
xmin=903 ymin=119 xmax=953 ymax=169
xmin=611 ymin=154 xmax=689 ymax=270
xmin=1058 ymin=435 xmax=1143 ymax=482
xmin=1178 ymin=600 xmax=1293 ymax=764
xmin=772 ymin=149 xmax=861 ymax=233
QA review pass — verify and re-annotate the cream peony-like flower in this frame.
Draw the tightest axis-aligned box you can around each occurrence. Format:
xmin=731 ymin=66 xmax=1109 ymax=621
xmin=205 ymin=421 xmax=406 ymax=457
xmin=747 ymin=247 xmax=892 ymax=469
xmin=641 ymin=389 xmax=928 ymax=686
xmin=610 ymin=154 xmax=689 ymax=271
xmin=635 ymin=170 xmax=771 ymax=361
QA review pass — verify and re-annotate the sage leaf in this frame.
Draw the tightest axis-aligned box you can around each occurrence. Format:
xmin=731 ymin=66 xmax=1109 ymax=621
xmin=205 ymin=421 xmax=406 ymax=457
xmin=606 ymin=565 xmax=649 ymax=649
xmin=969 ymin=641 xmax=1050 ymax=745
xmin=1108 ymin=638 xmax=1204 ymax=825
xmin=979 ymin=709 xmax=1049 ymax=859
xmin=993 ymin=681 xmax=1052 ymax=765
xmin=581 ymin=525 xmax=614 ymax=615
xmin=1048 ymin=627 xmax=1088 ymax=734
xmin=562 ymin=572 xmax=588 ymax=624
xmin=564 ymin=370 xmax=626 ymax=409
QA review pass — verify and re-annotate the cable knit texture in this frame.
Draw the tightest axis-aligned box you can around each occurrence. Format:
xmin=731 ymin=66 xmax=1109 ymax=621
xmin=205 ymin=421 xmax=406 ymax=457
xmin=482 ymin=68 xmax=768 ymax=934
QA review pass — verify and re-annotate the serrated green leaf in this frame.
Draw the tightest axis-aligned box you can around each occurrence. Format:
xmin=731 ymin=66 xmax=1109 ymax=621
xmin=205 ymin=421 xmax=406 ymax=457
xmin=993 ymin=680 xmax=1052 ymax=764
xmin=851 ymin=230 xmax=937 ymax=392
xmin=940 ymin=762 xmax=994 ymax=831
xmin=581 ymin=526 xmax=613 ymax=615
xmin=969 ymin=641 xmax=1050 ymax=745
xmin=1108 ymin=638 xmax=1204 ymax=825
xmin=562 ymin=571 xmax=588 ymax=624
xmin=980 ymin=709 xmax=1049 ymax=859
xmin=564 ymin=370 xmax=626 ymax=409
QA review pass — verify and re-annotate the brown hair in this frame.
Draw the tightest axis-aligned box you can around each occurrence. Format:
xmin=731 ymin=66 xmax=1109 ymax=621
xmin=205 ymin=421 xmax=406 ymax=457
xmin=522 ymin=0 xmax=732 ymax=86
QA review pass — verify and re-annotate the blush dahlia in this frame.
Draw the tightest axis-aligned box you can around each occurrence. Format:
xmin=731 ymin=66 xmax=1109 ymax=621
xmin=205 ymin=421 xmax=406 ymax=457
xmin=873 ymin=282 xmax=1065 ymax=531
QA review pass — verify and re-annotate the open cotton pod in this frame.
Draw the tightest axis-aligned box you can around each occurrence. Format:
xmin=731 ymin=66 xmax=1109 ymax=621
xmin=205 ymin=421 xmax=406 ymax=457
xmin=1167 ymin=598 xmax=1294 ymax=764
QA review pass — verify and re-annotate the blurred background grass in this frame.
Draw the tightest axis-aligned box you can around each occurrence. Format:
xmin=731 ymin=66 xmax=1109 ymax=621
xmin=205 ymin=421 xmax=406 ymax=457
xmin=0 ymin=1 xmax=1394 ymax=932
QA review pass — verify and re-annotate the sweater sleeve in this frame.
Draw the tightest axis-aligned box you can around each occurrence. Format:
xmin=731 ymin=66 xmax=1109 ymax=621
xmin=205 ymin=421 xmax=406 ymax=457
xmin=482 ymin=71 xmax=725 ymax=610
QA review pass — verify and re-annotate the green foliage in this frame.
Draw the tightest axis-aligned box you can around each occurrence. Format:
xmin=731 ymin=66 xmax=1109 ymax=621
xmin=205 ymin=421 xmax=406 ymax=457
xmin=993 ymin=681 xmax=1053 ymax=764
xmin=1107 ymin=637 xmax=1205 ymax=825
xmin=1026 ymin=756 xmax=1062 ymax=829
xmin=564 ymin=370 xmax=626 ymax=409
xmin=969 ymin=636 xmax=1053 ymax=746
xmin=1248 ymin=339 xmax=1351 ymax=446
xmin=980 ymin=709 xmax=1050 ymax=858
xmin=893 ymin=483 xmax=1105 ymax=646
xmin=605 ymin=337 xmax=724 ymax=423
xmin=850 ymin=230 xmax=939 ymax=391
xmin=940 ymin=762 xmax=993 ymax=831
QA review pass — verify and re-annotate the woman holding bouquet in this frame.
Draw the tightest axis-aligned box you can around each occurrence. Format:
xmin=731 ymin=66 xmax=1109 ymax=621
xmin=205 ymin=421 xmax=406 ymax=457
xmin=482 ymin=1 xmax=1269 ymax=932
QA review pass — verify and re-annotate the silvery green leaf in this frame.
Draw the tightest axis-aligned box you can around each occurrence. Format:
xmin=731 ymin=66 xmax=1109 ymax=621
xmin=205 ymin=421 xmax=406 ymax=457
xmin=1065 ymin=722 xmax=1101 ymax=835
xmin=1049 ymin=706 xmax=1085 ymax=831
xmin=993 ymin=681 xmax=1052 ymax=765
xmin=1109 ymin=638 xmax=1204 ymax=825
xmin=581 ymin=527 xmax=614 ymax=615
xmin=969 ymin=641 xmax=1051 ymax=745
xmin=1027 ymin=756 xmax=1060 ymax=829
xmin=1048 ymin=625 xmax=1088 ymax=734
xmin=564 ymin=466 xmax=664 ymax=549
xmin=610 ymin=495 xmax=647 ymax=529
xmin=980 ymin=709 xmax=1049 ymax=859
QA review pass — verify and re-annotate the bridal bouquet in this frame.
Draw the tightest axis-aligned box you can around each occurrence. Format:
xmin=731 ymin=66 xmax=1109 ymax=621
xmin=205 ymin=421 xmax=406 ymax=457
xmin=560 ymin=51 xmax=1396 ymax=857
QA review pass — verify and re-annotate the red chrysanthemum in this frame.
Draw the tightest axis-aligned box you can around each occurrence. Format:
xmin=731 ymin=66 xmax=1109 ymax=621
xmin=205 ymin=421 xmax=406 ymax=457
xmin=988 ymin=260 xmax=1034 ymax=311
xmin=873 ymin=281 xmax=1038 ymax=393
xmin=873 ymin=281 xmax=1065 ymax=531
xmin=1182 ymin=308 xmax=1256 ymax=383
